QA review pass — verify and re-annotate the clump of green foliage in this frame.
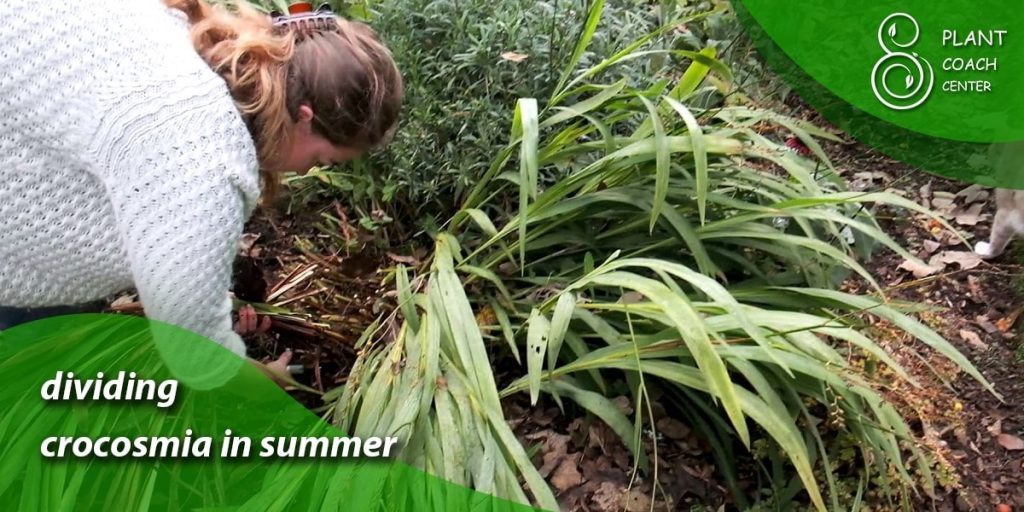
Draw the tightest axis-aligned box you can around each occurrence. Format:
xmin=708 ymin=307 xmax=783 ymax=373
xmin=324 ymin=2 xmax=996 ymax=511
xmin=247 ymin=0 xmax=993 ymax=509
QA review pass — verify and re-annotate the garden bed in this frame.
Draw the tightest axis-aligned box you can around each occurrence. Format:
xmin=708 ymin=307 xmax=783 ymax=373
xmin=224 ymin=124 xmax=1024 ymax=510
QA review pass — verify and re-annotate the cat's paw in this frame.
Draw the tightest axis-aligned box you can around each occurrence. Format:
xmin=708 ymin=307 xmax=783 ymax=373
xmin=974 ymin=241 xmax=994 ymax=258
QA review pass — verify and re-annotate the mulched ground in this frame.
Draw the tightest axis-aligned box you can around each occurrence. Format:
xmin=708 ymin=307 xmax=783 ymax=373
xmin=807 ymin=108 xmax=1024 ymax=510
xmin=225 ymin=118 xmax=1024 ymax=511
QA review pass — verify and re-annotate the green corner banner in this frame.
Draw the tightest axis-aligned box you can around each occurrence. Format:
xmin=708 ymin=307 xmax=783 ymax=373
xmin=735 ymin=0 xmax=1024 ymax=189
xmin=0 ymin=314 xmax=540 ymax=511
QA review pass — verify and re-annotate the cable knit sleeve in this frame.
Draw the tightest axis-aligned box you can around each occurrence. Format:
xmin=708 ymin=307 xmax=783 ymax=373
xmin=97 ymin=98 xmax=262 ymax=358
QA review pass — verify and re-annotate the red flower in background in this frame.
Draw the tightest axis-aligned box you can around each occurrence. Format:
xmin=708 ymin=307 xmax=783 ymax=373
xmin=785 ymin=135 xmax=813 ymax=156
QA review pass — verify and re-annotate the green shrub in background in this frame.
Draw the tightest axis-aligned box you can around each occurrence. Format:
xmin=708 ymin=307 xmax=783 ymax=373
xmin=286 ymin=0 xmax=689 ymax=232
xmin=249 ymin=0 xmax=781 ymax=239
xmin=275 ymin=0 xmax=788 ymax=238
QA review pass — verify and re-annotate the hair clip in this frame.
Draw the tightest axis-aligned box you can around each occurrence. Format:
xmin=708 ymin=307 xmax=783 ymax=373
xmin=270 ymin=3 xmax=336 ymax=35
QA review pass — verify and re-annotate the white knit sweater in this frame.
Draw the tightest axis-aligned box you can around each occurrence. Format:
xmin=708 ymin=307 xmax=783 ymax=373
xmin=0 ymin=0 xmax=261 ymax=357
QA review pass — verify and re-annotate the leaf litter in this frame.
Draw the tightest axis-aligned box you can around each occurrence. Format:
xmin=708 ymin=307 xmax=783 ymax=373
xmin=827 ymin=137 xmax=1024 ymax=509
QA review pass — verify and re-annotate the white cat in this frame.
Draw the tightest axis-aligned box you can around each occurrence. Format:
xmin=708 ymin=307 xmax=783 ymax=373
xmin=974 ymin=189 xmax=1024 ymax=258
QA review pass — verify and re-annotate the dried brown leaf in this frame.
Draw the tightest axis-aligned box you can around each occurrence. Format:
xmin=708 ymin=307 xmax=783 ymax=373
xmin=386 ymin=252 xmax=419 ymax=265
xmin=975 ymin=315 xmax=999 ymax=333
xmin=967 ymin=275 xmax=982 ymax=297
xmin=919 ymin=181 xmax=933 ymax=204
xmin=591 ymin=482 xmax=623 ymax=512
xmin=898 ymin=258 xmax=943 ymax=278
xmin=958 ymin=329 xmax=988 ymax=351
xmin=934 ymin=251 xmax=984 ymax=271
xmin=923 ymin=239 xmax=942 ymax=255
xmin=937 ymin=229 xmax=962 ymax=247
xmin=952 ymin=202 xmax=986 ymax=226
xmin=526 ymin=431 xmax=571 ymax=477
xmin=997 ymin=433 xmax=1024 ymax=451
xmin=987 ymin=418 xmax=1003 ymax=437
xmin=931 ymin=195 xmax=956 ymax=216
xmin=996 ymin=307 xmax=1024 ymax=332
xmin=656 ymin=417 xmax=691 ymax=440
xmin=621 ymin=489 xmax=653 ymax=512
xmin=956 ymin=183 xmax=988 ymax=204
xmin=550 ymin=458 xmax=584 ymax=491
xmin=500 ymin=51 xmax=529 ymax=62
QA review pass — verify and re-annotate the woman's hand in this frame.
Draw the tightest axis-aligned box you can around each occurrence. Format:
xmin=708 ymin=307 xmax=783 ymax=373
xmin=249 ymin=349 xmax=294 ymax=388
xmin=263 ymin=349 xmax=293 ymax=377
xmin=233 ymin=304 xmax=271 ymax=336
xmin=235 ymin=306 xmax=297 ymax=389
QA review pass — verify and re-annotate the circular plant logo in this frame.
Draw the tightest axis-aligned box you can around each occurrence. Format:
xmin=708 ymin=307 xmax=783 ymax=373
xmin=871 ymin=13 xmax=934 ymax=110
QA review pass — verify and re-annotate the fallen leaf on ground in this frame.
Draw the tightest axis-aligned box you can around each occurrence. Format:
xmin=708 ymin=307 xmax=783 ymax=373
xmin=919 ymin=181 xmax=933 ymax=205
xmin=850 ymin=171 xmax=893 ymax=189
xmin=955 ymin=183 xmax=988 ymax=204
xmin=931 ymin=251 xmax=984 ymax=271
xmin=591 ymin=482 xmax=622 ymax=511
xmin=898 ymin=258 xmax=943 ymax=278
xmin=975 ymin=315 xmax=999 ymax=333
xmin=967 ymin=275 xmax=983 ymax=298
xmin=386 ymin=252 xmax=419 ymax=265
xmin=988 ymin=418 xmax=1003 ymax=437
xmin=550 ymin=458 xmax=584 ymax=491
xmin=936 ymin=229 xmax=962 ymax=247
xmin=656 ymin=417 xmax=691 ymax=440
xmin=500 ymin=51 xmax=529 ymax=62
xmin=959 ymin=329 xmax=988 ymax=351
xmin=525 ymin=431 xmax=571 ymax=477
xmin=931 ymin=194 xmax=957 ymax=215
xmin=621 ymin=489 xmax=653 ymax=512
xmin=997 ymin=307 xmax=1024 ymax=332
xmin=587 ymin=423 xmax=629 ymax=469
xmin=923 ymin=239 xmax=942 ymax=255
xmin=952 ymin=202 xmax=986 ymax=226
xmin=997 ymin=434 xmax=1024 ymax=451
xmin=953 ymin=426 xmax=970 ymax=446
xmin=856 ymin=171 xmax=893 ymax=182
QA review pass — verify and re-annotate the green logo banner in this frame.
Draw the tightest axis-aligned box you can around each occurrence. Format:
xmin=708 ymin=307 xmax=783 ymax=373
xmin=735 ymin=0 xmax=1024 ymax=188
xmin=0 ymin=314 xmax=539 ymax=511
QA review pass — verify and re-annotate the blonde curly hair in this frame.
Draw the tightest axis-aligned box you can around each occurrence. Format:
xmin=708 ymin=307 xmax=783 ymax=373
xmin=165 ymin=0 xmax=403 ymax=192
